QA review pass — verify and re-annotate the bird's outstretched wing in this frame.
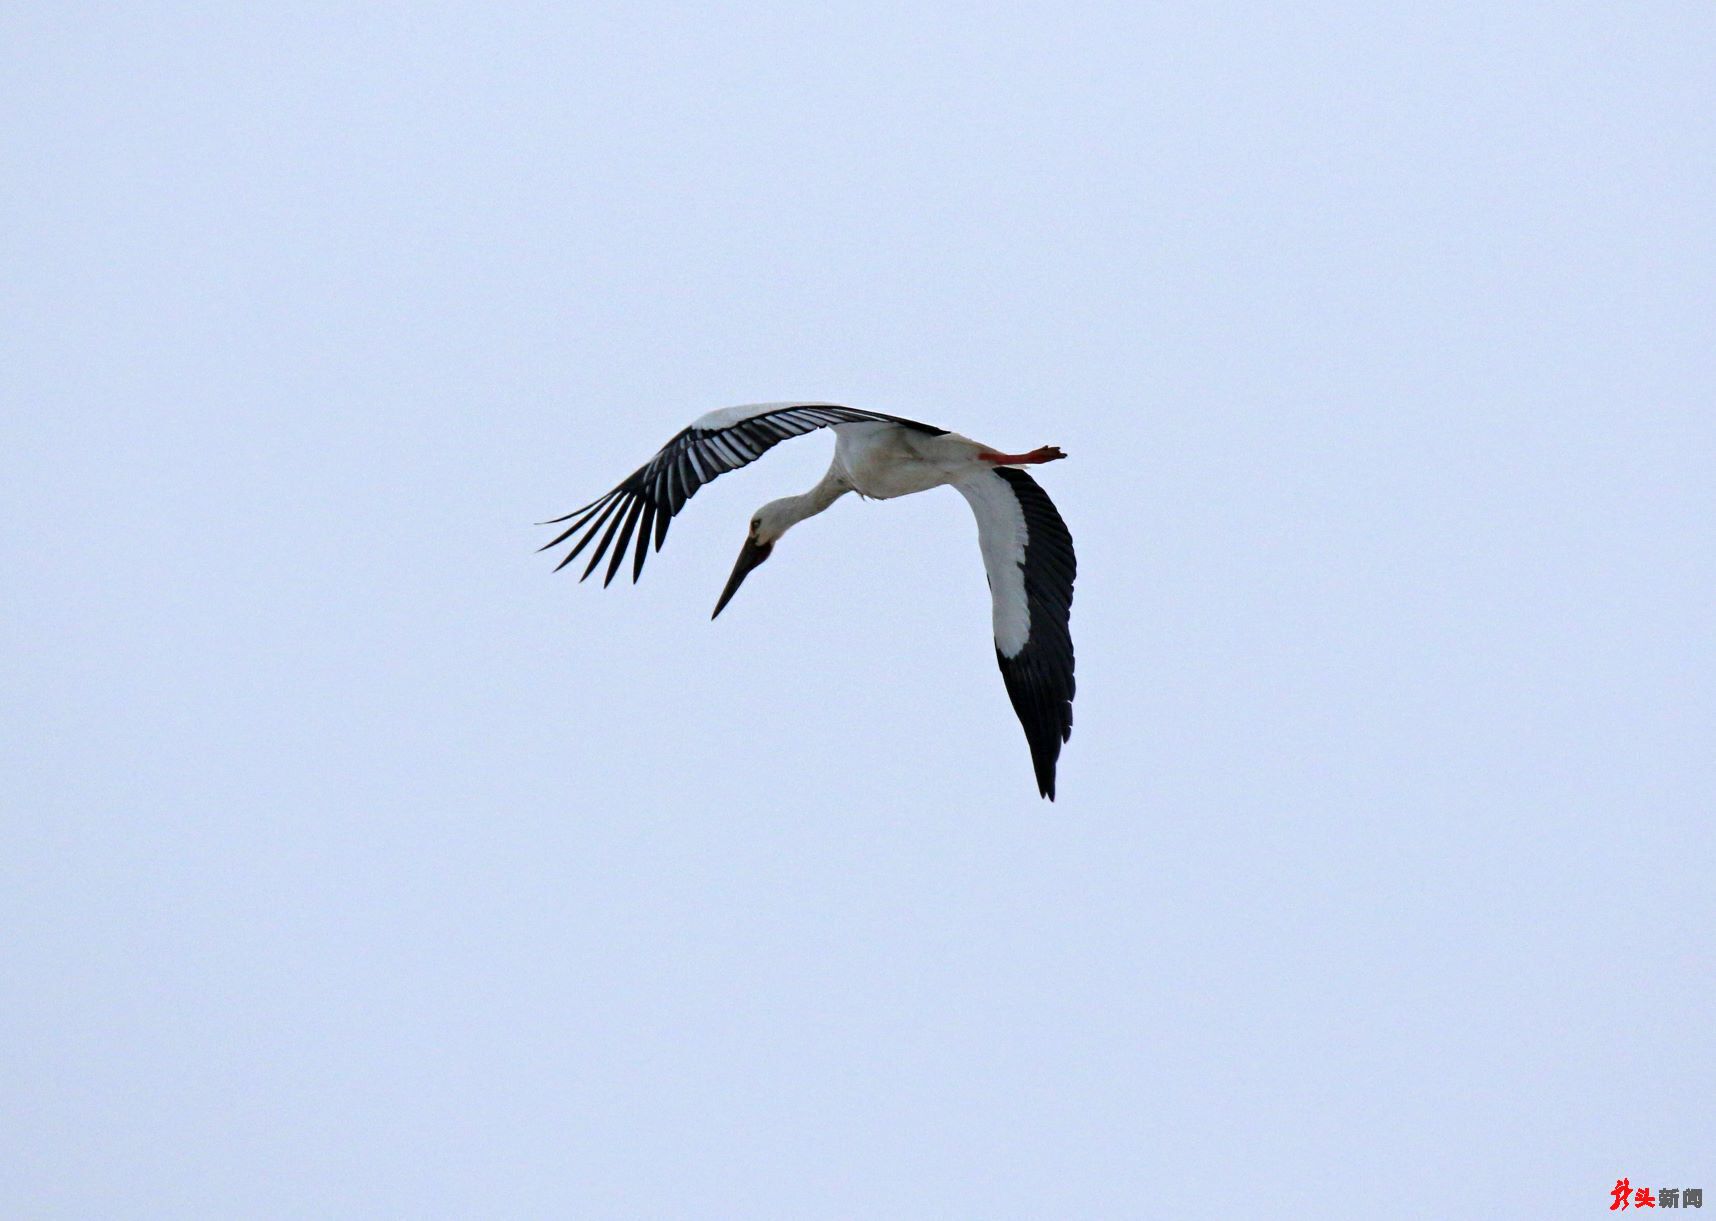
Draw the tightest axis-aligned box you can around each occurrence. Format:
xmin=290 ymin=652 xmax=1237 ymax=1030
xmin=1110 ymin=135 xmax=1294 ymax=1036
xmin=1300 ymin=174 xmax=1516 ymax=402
xmin=540 ymin=403 xmax=946 ymax=585
xmin=955 ymin=466 xmax=1077 ymax=799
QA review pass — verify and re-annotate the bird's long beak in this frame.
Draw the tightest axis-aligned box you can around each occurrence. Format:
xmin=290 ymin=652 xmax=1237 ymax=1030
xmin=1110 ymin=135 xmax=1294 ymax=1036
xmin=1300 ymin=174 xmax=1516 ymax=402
xmin=712 ymin=536 xmax=773 ymax=619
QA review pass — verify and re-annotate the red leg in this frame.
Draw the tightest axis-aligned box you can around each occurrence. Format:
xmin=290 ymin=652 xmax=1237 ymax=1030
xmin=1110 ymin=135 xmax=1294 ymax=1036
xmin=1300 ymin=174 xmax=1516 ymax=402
xmin=978 ymin=445 xmax=1067 ymax=465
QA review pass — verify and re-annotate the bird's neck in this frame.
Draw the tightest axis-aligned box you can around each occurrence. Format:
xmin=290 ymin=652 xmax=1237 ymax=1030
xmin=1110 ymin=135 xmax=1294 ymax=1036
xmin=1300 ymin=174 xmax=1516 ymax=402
xmin=782 ymin=469 xmax=851 ymax=527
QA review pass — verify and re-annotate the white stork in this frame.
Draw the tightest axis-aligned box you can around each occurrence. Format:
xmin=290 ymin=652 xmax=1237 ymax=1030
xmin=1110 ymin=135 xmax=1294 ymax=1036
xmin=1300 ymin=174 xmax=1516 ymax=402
xmin=541 ymin=403 xmax=1076 ymax=799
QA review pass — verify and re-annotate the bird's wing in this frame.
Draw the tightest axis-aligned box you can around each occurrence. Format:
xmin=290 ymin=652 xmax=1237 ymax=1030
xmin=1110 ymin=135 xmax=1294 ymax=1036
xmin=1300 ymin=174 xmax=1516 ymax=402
xmin=540 ymin=403 xmax=946 ymax=585
xmin=955 ymin=466 xmax=1077 ymax=800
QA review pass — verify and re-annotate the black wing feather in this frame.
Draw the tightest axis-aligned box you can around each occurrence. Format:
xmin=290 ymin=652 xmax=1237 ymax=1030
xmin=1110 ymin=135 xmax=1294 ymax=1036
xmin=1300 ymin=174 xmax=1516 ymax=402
xmin=991 ymin=467 xmax=1077 ymax=800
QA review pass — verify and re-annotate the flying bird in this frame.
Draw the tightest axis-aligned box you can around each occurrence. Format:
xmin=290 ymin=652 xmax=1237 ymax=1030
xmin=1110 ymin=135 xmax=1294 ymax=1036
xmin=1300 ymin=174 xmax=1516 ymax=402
xmin=540 ymin=403 xmax=1076 ymax=798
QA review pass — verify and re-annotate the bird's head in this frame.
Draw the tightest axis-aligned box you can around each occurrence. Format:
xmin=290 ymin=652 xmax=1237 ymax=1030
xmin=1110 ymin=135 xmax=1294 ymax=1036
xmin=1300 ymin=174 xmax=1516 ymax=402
xmin=712 ymin=500 xmax=798 ymax=619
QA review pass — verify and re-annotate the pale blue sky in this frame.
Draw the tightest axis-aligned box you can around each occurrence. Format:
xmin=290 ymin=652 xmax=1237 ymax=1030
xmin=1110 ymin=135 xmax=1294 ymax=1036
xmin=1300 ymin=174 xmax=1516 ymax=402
xmin=4 ymin=3 xmax=1712 ymax=1217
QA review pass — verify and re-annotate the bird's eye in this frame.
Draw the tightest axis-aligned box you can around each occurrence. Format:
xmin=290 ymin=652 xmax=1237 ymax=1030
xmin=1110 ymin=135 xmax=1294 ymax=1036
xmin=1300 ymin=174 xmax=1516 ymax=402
xmin=751 ymin=519 xmax=760 ymax=532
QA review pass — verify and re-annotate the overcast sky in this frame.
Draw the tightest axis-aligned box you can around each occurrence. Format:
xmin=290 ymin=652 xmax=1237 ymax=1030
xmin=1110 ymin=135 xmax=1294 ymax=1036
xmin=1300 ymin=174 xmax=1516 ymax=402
xmin=4 ymin=3 xmax=1712 ymax=1217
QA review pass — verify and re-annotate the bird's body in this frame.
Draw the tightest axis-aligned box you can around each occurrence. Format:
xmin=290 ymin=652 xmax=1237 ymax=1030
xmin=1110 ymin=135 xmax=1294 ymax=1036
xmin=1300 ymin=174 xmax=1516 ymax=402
xmin=831 ymin=420 xmax=979 ymax=500
xmin=541 ymin=403 xmax=1076 ymax=798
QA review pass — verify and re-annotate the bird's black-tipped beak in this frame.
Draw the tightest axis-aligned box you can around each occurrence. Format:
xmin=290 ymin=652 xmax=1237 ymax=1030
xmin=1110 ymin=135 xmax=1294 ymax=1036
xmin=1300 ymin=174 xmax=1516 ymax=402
xmin=712 ymin=536 xmax=773 ymax=619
